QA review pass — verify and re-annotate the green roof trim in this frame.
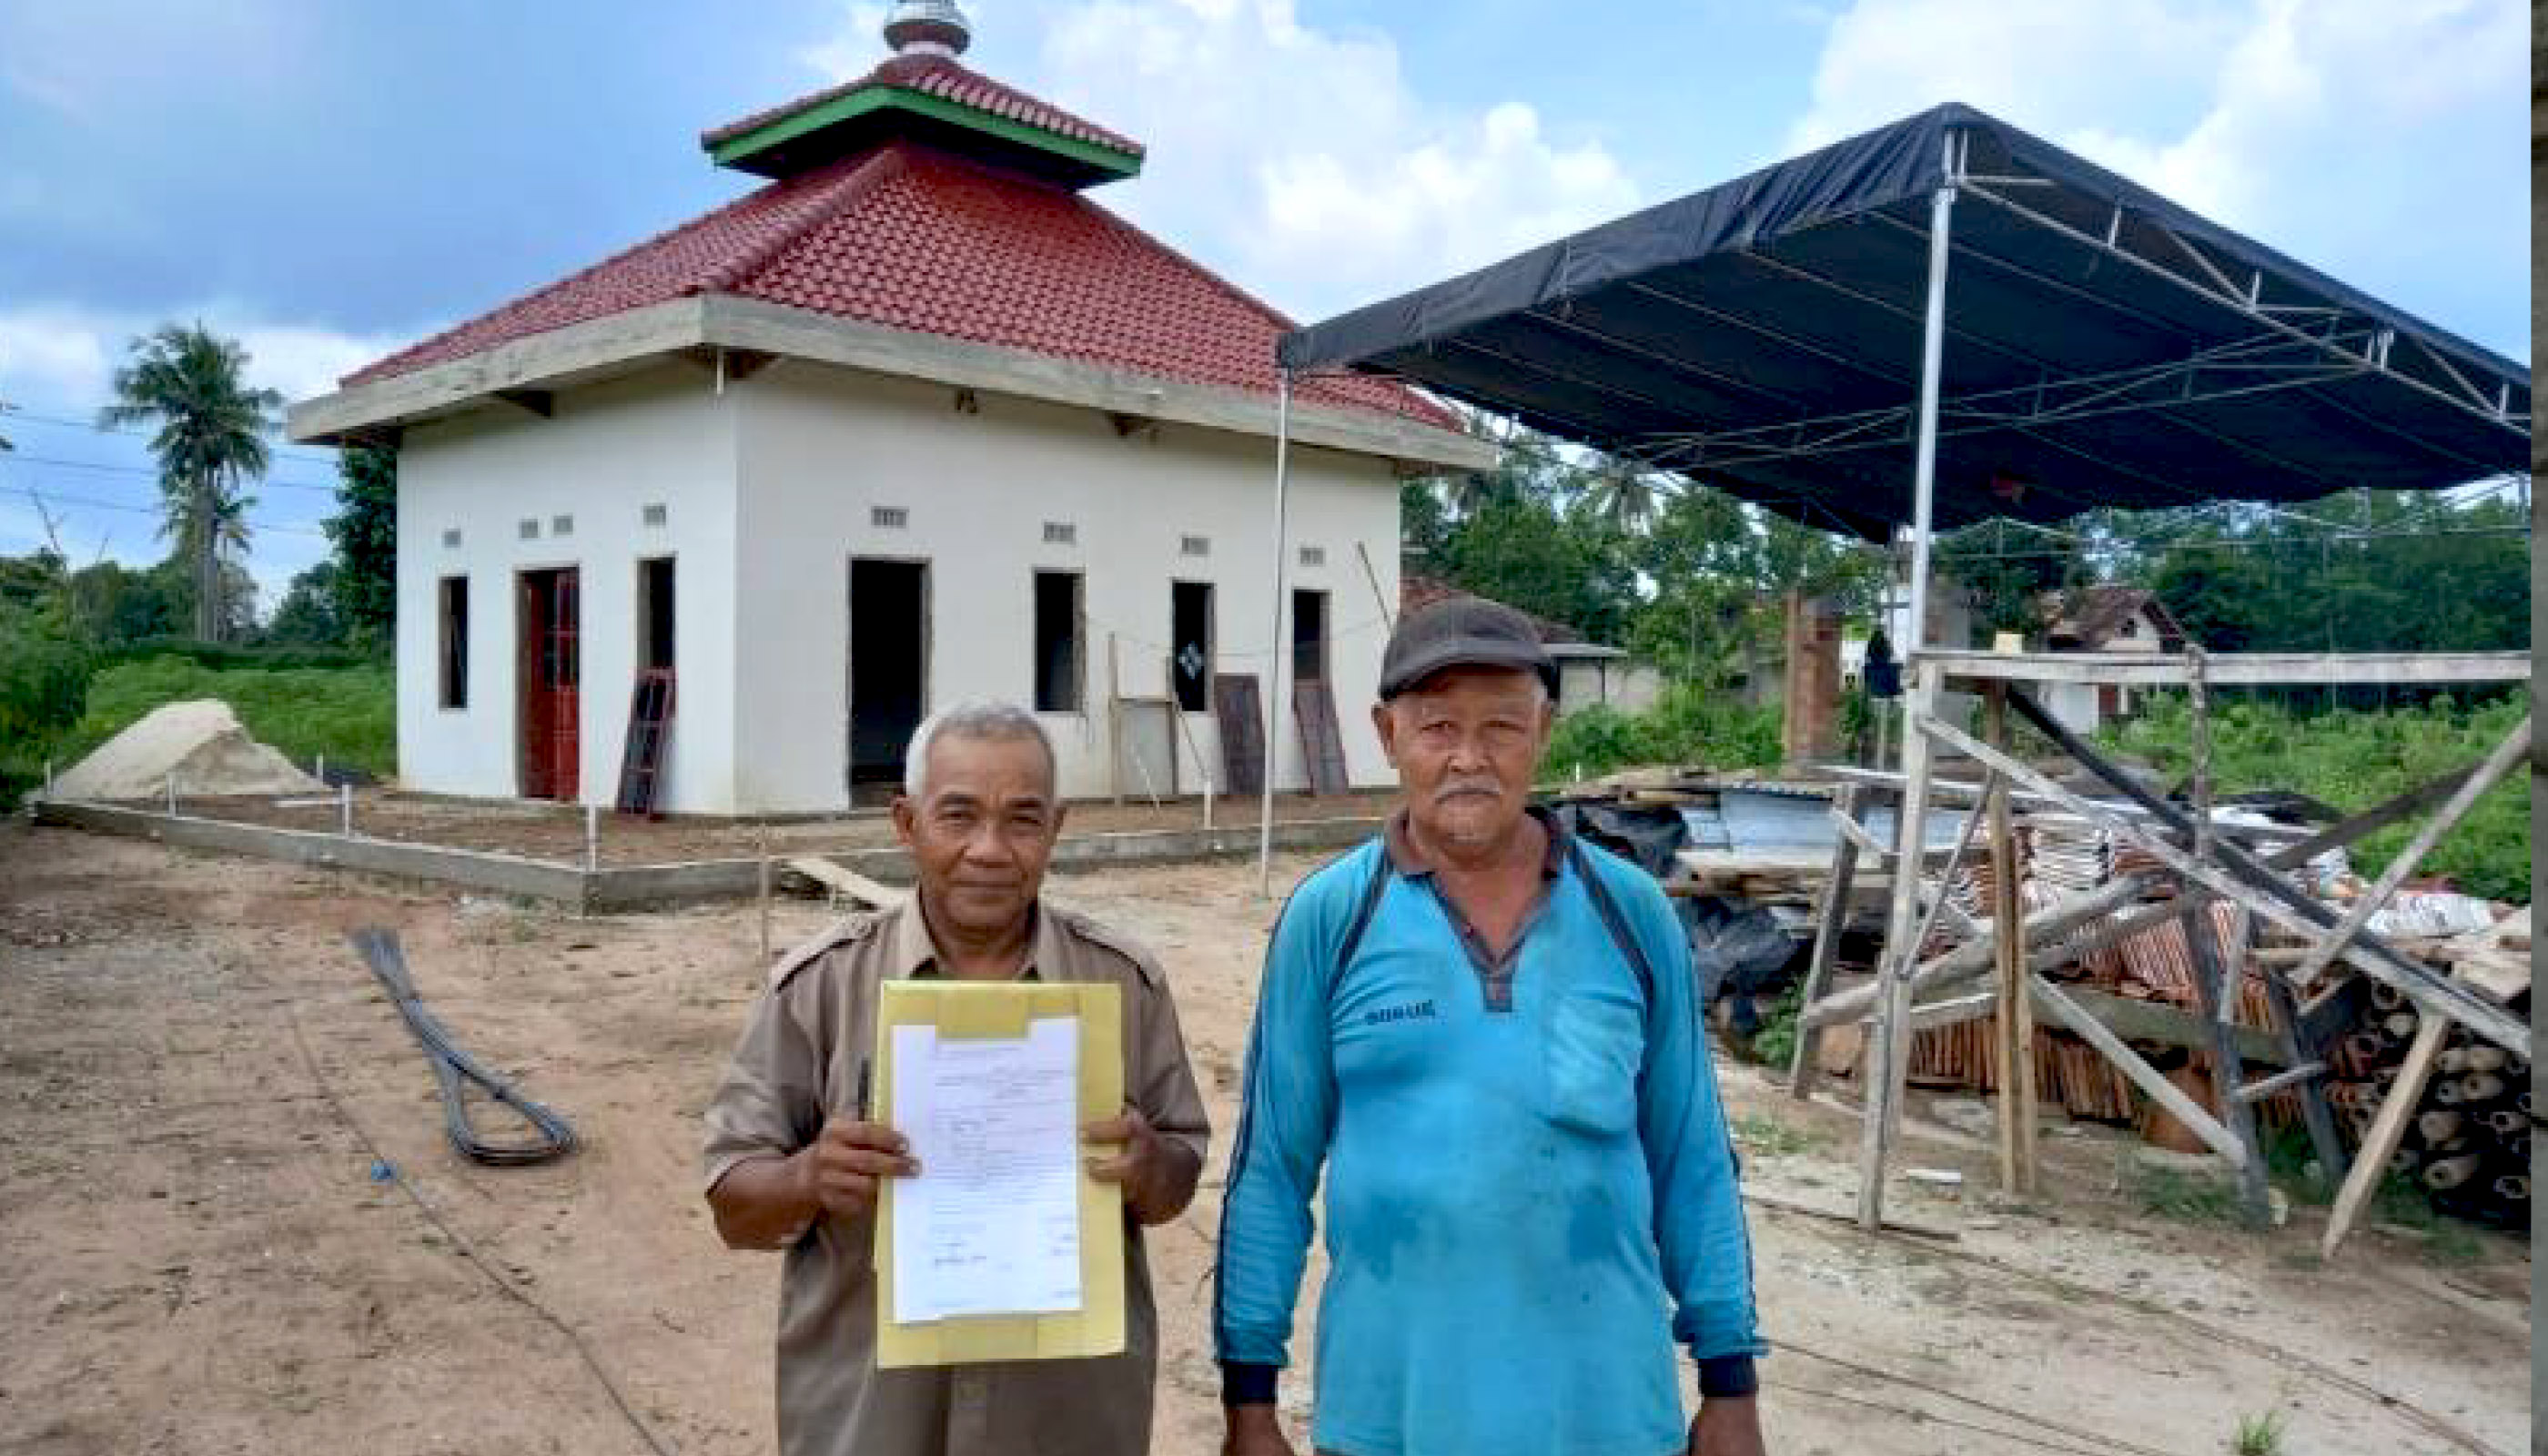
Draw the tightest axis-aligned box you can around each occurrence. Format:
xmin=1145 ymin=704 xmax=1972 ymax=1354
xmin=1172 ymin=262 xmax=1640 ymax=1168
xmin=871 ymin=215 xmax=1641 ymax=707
xmin=707 ymin=84 xmax=1143 ymax=179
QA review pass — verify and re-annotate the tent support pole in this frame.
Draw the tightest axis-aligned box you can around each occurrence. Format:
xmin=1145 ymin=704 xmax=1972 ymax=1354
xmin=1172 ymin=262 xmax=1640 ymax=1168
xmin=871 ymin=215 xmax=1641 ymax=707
xmin=1860 ymin=133 xmax=1957 ymax=1233
xmin=1258 ymin=370 xmax=1294 ymax=896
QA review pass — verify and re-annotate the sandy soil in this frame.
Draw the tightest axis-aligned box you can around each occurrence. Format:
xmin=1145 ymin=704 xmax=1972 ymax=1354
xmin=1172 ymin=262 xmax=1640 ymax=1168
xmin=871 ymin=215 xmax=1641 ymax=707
xmin=79 ymin=789 xmax=1399 ymax=867
xmin=0 ymin=821 xmax=2529 ymax=1456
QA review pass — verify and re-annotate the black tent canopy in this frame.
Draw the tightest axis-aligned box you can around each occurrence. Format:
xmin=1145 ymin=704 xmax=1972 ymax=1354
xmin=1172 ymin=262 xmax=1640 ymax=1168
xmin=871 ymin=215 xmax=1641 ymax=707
xmin=1277 ymin=103 xmax=2528 ymax=544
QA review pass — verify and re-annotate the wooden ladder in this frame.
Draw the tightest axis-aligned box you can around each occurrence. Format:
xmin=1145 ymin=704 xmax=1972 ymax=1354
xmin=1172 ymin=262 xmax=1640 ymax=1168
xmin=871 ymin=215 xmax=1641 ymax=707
xmin=615 ymin=668 xmax=676 ymax=816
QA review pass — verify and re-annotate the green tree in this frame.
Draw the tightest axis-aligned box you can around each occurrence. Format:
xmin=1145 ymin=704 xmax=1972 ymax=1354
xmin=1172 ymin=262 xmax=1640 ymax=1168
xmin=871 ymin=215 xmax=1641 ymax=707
xmin=322 ymin=444 xmax=396 ymax=649
xmin=96 ymin=323 xmax=284 ymax=642
xmin=267 ymin=561 xmax=346 ymax=647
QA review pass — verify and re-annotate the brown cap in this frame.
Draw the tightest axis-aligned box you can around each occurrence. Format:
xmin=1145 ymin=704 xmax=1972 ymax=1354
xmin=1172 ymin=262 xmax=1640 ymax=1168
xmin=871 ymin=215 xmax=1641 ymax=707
xmin=1379 ymin=596 xmax=1558 ymax=700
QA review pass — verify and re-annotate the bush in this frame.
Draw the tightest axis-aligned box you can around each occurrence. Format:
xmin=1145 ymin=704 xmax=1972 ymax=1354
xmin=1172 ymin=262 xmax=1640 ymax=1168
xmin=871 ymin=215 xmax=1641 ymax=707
xmin=1544 ymin=682 xmax=1784 ymax=782
xmin=59 ymin=655 xmax=396 ymax=778
xmin=0 ymin=616 xmax=96 ymax=798
xmin=2101 ymin=696 xmax=2530 ymax=903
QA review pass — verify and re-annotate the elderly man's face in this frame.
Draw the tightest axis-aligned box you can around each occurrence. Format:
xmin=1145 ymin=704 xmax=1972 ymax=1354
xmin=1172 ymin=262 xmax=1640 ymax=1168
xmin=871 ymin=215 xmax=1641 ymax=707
xmin=1372 ymin=666 xmax=1554 ymax=852
xmin=893 ymin=732 xmax=1065 ymax=939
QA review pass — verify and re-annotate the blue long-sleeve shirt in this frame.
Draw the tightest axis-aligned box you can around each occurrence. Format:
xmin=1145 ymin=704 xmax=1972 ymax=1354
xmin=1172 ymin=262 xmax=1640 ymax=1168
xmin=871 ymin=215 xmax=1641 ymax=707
xmin=1214 ymin=816 xmax=1762 ymax=1456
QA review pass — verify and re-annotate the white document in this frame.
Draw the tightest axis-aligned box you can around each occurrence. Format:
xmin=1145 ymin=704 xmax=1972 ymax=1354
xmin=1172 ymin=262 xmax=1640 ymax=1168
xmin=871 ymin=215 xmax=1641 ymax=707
xmin=888 ymin=1016 xmax=1084 ymax=1324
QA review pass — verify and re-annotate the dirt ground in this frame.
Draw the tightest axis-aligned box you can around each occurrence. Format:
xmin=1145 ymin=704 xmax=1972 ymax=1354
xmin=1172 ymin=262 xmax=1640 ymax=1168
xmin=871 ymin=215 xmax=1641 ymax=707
xmin=98 ymin=789 xmax=1399 ymax=866
xmin=0 ymin=821 xmax=2530 ymax=1456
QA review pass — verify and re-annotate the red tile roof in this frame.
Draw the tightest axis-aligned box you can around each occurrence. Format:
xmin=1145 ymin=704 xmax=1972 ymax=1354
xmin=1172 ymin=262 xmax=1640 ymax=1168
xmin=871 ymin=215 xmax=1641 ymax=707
xmin=343 ymin=142 xmax=1451 ymax=431
xmin=702 ymin=53 xmax=1143 ymax=160
xmin=1400 ymin=572 xmax=1586 ymax=644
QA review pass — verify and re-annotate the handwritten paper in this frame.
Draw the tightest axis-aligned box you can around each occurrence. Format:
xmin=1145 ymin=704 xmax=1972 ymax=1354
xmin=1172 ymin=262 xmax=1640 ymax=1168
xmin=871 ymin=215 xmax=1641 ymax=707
xmin=887 ymin=1016 xmax=1083 ymax=1324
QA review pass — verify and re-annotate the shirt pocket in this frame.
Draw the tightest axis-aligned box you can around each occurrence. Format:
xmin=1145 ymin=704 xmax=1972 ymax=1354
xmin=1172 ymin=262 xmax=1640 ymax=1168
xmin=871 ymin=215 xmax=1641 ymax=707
xmin=1542 ymin=987 xmax=1644 ymax=1137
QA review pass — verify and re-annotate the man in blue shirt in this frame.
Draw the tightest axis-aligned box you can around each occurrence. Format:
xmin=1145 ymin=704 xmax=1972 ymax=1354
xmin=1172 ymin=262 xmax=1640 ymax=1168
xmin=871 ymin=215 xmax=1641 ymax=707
xmin=1216 ymin=598 xmax=1765 ymax=1456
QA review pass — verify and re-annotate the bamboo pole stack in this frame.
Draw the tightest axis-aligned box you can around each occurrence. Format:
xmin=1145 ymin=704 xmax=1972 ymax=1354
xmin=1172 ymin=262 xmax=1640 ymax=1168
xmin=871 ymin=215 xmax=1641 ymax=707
xmin=2328 ymin=981 xmax=2533 ymax=1228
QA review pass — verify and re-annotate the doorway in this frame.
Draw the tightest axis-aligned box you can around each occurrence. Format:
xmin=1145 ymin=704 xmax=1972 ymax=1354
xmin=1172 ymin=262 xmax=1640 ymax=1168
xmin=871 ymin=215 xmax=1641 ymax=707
xmin=848 ymin=558 xmax=929 ymax=799
xmin=518 ymin=566 xmax=581 ymax=800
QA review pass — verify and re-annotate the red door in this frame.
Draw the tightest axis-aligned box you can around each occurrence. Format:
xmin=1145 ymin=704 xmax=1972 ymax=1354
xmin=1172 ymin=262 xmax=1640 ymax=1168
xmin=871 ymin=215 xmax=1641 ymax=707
xmin=519 ymin=568 xmax=581 ymax=800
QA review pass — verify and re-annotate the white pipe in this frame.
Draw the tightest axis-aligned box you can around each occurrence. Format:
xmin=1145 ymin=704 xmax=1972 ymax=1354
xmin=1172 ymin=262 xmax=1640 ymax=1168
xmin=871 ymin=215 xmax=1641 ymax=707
xmin=1904 ymin=134 xmax=1957 ymax=655
xmin=339 ymin=781 xmax=352 ymax=837
xmin=585 ymin=804 xmax=600 ymax=872
xmin=1257 ymin=372 xmax=1294 ymax=896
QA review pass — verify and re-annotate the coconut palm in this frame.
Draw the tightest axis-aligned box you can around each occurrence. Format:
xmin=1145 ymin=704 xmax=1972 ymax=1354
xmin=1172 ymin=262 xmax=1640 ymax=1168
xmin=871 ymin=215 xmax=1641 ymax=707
xmin=1582 ymin=463 xmax=1662 ymax=532
xmin=96 ymin=324 xmax=282 ymax=641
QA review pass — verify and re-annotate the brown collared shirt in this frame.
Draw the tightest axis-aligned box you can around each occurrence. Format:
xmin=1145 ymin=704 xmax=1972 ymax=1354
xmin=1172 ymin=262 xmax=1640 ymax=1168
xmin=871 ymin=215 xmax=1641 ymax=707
xmin=703 ymin=899 xmax=1211 ymax=1456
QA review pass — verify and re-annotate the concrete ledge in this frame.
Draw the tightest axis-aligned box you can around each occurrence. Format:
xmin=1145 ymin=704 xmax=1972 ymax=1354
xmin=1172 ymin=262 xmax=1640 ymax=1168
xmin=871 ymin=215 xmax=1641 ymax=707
xmin=33 ymin=800 xmax=588 ymax=903
xmin=35 ymin=799 xmax=1385 ymax=912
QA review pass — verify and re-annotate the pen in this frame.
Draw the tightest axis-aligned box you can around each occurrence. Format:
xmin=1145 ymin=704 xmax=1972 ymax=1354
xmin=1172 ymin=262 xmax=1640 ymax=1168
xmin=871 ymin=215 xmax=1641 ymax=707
xmin=855 ymin=1057 xmax=872 ymax=1122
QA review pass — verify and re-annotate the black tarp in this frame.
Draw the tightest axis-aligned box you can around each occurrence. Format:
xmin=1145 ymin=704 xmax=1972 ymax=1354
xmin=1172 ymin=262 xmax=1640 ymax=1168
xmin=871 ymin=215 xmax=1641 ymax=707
xmin=1279 ymin=104 xmax=2526 ymax=541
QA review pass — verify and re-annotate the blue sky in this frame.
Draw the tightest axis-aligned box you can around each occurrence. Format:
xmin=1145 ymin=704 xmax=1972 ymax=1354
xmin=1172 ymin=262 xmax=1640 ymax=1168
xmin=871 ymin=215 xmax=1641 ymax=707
xmin=0 ymin=0 xmax=2527 ymax=608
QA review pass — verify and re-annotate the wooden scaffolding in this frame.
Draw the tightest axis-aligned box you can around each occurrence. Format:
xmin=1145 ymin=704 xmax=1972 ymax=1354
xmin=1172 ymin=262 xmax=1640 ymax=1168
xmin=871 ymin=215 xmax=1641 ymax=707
xmin=1786 ymin=647 xmax=2532 ymax=1248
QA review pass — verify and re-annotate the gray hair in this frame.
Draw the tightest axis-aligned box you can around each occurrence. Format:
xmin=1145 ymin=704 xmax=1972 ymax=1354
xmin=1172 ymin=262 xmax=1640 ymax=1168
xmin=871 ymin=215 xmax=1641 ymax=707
xmin=902 ymin=700 xmax=1058 ymax=800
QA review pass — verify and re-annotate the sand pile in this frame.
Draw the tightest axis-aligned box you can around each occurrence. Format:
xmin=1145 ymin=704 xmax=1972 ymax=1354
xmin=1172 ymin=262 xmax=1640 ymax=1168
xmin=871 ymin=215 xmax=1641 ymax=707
xmin=48 ymin=701 xmax=327 ymax=802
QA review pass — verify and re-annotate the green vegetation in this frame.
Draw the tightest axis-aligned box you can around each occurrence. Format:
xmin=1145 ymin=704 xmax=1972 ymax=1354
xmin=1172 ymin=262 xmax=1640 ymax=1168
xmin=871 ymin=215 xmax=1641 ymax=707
xmin=1744 ymin=982 xmax=1806 ymax=1073
xmin=1730 ymin=1111 xmax=1825 ymax=1159
xmin=57 ymin=656 xmax=395 ymax=778
xmin=2103 ymin=695 xmax=2529 ymax=902
xmin=2130 ymin=1161 xmax=2243 ymax=1225
xmin=1544 ymin=684 xmax=1783 ymax=782
xmin=2231 ymin=1410 xmax=2287 ymax=1456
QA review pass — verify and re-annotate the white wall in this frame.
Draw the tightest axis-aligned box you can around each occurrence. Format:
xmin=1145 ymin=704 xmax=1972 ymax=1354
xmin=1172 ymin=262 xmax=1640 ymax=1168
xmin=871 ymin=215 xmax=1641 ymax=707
xmin=732 ymin=365 xmax=1402 ymax=811
xmin=1555 ymin=657 xmax=1661 ymax=716
xmin=395 ymin=369 xmax=742 ymax=812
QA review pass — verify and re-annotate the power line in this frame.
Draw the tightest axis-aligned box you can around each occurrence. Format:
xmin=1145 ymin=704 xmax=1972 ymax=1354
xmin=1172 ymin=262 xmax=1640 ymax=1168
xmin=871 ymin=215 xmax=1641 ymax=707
xmin=4 ymin=484 xmax=329 ymax=539
xmin=1 ymin=405 xmax=342 ymax=465
xmin=0 ymin=450 xmax=341 ymax=494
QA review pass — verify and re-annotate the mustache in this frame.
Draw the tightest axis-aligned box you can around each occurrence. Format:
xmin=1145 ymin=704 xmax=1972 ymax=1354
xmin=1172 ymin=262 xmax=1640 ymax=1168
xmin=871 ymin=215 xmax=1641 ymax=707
xmin=1432 ymin=779 xmax=1505 ymax=801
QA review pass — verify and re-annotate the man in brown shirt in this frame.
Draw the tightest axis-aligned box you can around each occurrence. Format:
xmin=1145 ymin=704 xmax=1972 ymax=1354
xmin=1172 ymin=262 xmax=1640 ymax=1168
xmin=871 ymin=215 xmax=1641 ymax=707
xmin=703 ymin=702 xmax=1211 ymax=1456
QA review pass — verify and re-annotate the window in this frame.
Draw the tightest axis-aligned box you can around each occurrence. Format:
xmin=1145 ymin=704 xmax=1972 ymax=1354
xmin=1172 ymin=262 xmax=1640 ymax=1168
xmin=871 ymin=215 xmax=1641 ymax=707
xmin=637 ymin=558 xmax=675 ymax=672
xmin=1292 ymin=589 xmax=1328 ymax=684
xmin=1032 ymin=571 xmax=1083 ymax=713
xmin=1179 ymin=534 xmax=1209 ymax=558
xmin=551 ymin=514 xmax=574 ymax=537
xmin=518 ymin=518 xmax=541 ymax=541
xmin=440 ymin=527 xmax=462 ymax=550
xmin=642 ymin=503 xmax=668 ymax=528
xmin=1298 ymin=544 xmax=1326 ymax=568
xmin=1043 ymin=521 xmax=1077 ymax=545
xmin=1171 ymin=581 xmax=1214 ymax=712
xmin=438 ymin=576 xmax=469 ymax=709
xmin=872 ymin=505 xmax=909 ymax=530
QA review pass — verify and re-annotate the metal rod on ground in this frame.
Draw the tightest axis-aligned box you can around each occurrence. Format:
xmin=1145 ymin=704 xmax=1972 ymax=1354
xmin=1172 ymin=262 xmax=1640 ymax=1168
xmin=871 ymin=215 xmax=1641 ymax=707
xmin=584 ymin=804 xmax=599 ymax=872
xmin=339 ymin=781 xmax=352 ymax=837
xmin=1257 ymin=369 xmax=1294 ymax=897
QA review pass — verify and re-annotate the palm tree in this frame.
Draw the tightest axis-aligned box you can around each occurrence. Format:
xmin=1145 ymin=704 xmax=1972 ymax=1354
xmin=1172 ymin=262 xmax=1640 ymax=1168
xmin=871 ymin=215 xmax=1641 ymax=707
xmin=1582 ymin=464 xmax=1662 ymax=532
xmin=97 ymin=324 xmax=282 ymax=641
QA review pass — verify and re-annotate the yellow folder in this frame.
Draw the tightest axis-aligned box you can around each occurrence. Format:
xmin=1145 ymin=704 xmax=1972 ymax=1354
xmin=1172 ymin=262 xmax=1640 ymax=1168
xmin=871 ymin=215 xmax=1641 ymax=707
xmin=873 ymin=978 xmax=1126 ymax=1367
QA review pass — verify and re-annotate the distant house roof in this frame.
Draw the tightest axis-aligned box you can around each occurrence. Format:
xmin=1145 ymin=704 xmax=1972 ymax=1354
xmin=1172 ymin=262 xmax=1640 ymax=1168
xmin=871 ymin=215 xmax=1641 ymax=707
xmin=2043 ymin=584 xmax=2189 ymax=651
xmin=1400 ymin=571 xmax=1592 ymax=646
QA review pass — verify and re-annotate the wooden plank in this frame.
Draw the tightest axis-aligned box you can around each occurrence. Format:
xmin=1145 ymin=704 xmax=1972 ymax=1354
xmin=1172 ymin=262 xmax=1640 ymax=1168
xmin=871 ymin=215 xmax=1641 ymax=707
xmin=1911 ymin=984 xmax=2284 ymax=1063
xmin=1789 ymin=784 xmax=1867 ymax=1100
xmin=2323 ymin=1014 xmax=2453 ymax=1256
xmin=784 ymin=856 xmax=907 ymax=910
xmin=1212 ymin=674 xmax=1265 ymax=797
xmin=1292 ymin=681 xmax=1350 ymax=796
xmin=1985 ymin=687 xmax=2037 ymax=1195
xmin=2185 ymin=895 xmax=2273 ymax=1224
xmin=2287 ymin=715 xmax=2532 ymax=988
xmin=2232 ymin=1062 xmax=2329 ymax=1104
xmin=2028 ymin=975 xmax=2250 ymax=1168
xmin=1954 ymin=703 xmax=2529 ymax=1053
xmin=1922 ymin=649 xmax=2531 ymax=688
xmin=1857 ymin=660 xmax=1938 ymax=1231
xmin=1800 ymin=874 xmax=2151 ymax=1029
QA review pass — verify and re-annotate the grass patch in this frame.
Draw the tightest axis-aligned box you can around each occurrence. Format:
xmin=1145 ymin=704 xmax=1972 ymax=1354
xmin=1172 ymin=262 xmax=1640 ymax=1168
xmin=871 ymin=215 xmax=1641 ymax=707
xmin=1744 ymin=983 xmax=1805 ymax=1071
xmin=1731 ymin=1112 xmax=1825 ymax=1159
xmin=2231 ymin=1410 xmax=2286 ymax=1456
xmin=57 ymin=655 xmax=395 ymax=777
xmin=2131 ymin=1162 xmax=2241 ymax=1225
xmin=2370 ymin=1174 xmax=2487 ymax=1263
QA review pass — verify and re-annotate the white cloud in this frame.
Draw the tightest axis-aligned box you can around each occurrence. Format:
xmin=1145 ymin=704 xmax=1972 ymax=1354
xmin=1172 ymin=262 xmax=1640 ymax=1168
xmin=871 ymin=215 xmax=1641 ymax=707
xmin=1786 ymin=0 xmax=2525 ymax=243
xmin=795 ymin=1 xmax=1642 ymax=318
xmin=0 ymin=302 xmax=406 ymax=413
